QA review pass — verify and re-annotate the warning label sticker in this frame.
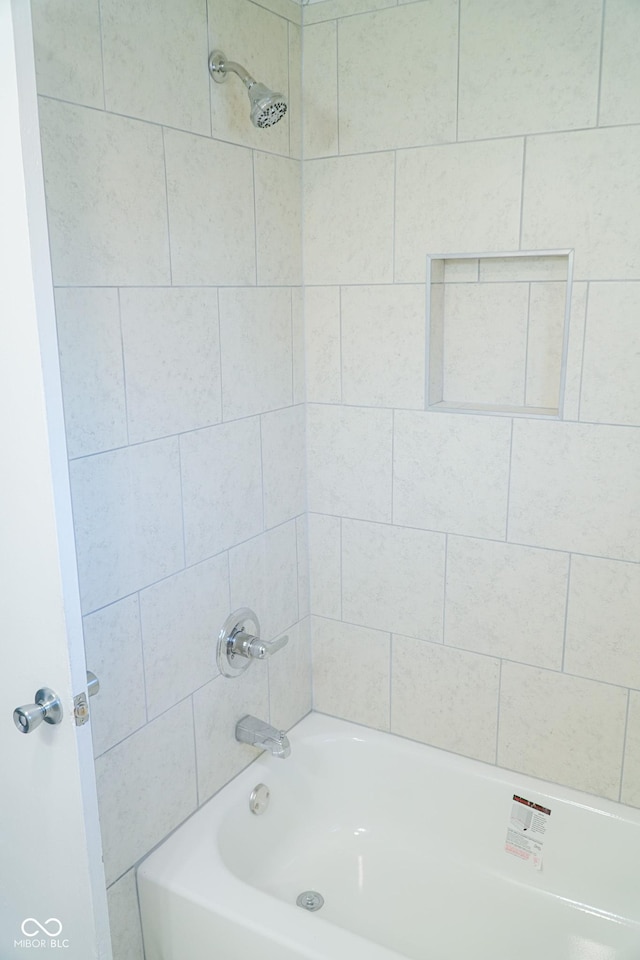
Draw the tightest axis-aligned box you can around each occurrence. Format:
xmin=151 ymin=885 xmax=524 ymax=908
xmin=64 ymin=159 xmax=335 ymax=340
xmin=504 ymin=794 xmax=551 ymax=871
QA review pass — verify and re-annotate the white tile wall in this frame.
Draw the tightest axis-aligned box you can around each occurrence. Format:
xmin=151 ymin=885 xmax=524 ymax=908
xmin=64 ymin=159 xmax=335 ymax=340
xmin=393 ymin=411 xmax=512 ymax=539
xmin=341 ymin=285 xmax=425 ymax=408
xmin=498 ymin=663 xmax=628 ymax=800
xmin=391 ymin=636 xmax=500 ymax=763
xmin=120 ymin=287 xmax=222 ymax=442
xmin=445 ymin=538 xmax=568 ymax=668
xmin=140 ymin=555 xmax=230 ymax=718
xmin=33 ymin=0 xmax=640 ymax=950
xmin=307 ymin=404 xmax=393 ymax=520
xmin=509 ymin=420 xmax=640 ymax=562
xmin=342 ymin=520 xmax=445 ymax=640
xmin=180 ymin=418 xmax=264 ymax=563
xmin=219 ymin=287 xmax=293 ymax=419
xmin=101 ymin=0 xmax=210 ymax=133
xmin=312 ymin=616 xmax=391 ymax=729
xmin=39 ymin=100 xmax=171 ymax=286
xmin=106 ymin=871 xmax=144 ymax=960
xmin=337 ymin=1 xmax=458 ymax=153
xmin=164 ymin=130 xmax=256 ymax=285
xmin=304 ymin=153 xmax=395 ymax=284
xmin=54 ymin=288 xmax=127 ymax=458
xmin=458 ymin=0 xmax=601 ymax=140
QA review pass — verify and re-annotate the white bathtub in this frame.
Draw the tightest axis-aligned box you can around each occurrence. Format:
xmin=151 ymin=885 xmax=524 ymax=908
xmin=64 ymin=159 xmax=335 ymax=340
xmin=138 ymin=713 xmax=640 ymax=960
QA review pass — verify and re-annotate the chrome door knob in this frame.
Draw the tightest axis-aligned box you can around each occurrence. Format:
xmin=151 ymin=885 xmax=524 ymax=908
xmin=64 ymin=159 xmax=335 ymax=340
xmin=13 ymin=687 xmax=63 ymax=734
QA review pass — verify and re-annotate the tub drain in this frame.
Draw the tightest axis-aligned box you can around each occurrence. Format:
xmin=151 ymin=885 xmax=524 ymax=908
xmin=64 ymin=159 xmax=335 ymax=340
xmin=296 ymin=891 xmax=324 ymax=912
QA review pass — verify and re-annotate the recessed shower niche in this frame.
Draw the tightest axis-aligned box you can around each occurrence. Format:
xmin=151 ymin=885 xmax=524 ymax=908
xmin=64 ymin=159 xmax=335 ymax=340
xmin=426 ymin=250 xmax=574 ymax=418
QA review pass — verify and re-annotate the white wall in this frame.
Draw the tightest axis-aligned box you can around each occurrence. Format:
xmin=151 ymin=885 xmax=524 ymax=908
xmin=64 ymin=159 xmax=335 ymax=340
xmin=32 ymin=0 xmax=307 ymax=955
xmin=303 ymin=0 xmax=640 ymax=808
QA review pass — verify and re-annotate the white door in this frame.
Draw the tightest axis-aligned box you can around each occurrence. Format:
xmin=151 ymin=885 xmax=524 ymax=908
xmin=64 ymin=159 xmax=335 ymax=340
xmin=0 ymin=2 xmax=112 ymax=956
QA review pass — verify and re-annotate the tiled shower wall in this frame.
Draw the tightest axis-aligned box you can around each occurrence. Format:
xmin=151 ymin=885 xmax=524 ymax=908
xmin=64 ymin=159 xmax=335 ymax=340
xmin=32 ymin=0 xmax=307 ymax=956
xmin=304 ymin=0 xmax=640 ymax=808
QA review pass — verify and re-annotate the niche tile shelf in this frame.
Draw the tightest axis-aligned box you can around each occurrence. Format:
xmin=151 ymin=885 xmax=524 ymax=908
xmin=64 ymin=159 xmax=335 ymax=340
xmin=426 ymin=249 xmax=574 ymax=419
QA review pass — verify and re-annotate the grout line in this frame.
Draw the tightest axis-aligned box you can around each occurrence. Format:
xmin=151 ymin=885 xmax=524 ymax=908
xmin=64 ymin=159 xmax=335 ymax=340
xmin=216 ymin=288 xmax=225 ymax=420
xmin=442 ymin=533 xmax=448 ymax=644
xmin=455 ymin=0 xmax=461 ymax=141
xmin=338 ymin=285 xmax=344 ymax=402
xmin=504 ymin=418 xmax=515 ymax=541
xmin=204 ymin=0 xmax=213 ymax=138
xmin=251 ymin=150 xmax=259 ymax=285
xmin=618 ymin=689 xmax=631 ymax=803
xmin=335 ymin=19 xmax=341 ymax=155
xmin=191 ymin=695 xmax=200 ymax=808
xmin=390 ymin=408 xmax=395 ymax=523
xmin=523 ymin=282 xmax=532 ymax=407
xmin=136 ymin=593 xmax=149 ymax=724
xmin=518 ymin=138 xmax=527 ymax=250
xmin=596 ymin=0 xmax=607 ymax=126
xmin=389 ymin=633 xmax=394 ymax=732
xmin=560 ymin=554 xmax=573 ymax=672
xmin=495 ymin=659 xmax=503 ymax=765
xmin=258 ymin=415 xmax=266 ymax=531
xmin=96 ymin=0 xmax=107 ymax=111
xmin=392 ymin=151 xmax=397 ymax=282
xmin=160 ymin=128 xmax=174 ymax=285
xmin=176 ymin=435 xmax=187 ymax=569
xmin=577 ymin=282 xmax=591 ymax=422
xmin=339 ymin=516 xmax=343 ymax=620
xmin=287 ymin=21 xmax=292 ymax=158
xmin=116 ymin=288 xmax=130 ymax=447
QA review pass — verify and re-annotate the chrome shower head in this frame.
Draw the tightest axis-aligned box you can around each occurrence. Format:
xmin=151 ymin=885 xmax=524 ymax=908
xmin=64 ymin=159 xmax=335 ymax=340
xmin=208 ymin=50 xmax=288 ymax=129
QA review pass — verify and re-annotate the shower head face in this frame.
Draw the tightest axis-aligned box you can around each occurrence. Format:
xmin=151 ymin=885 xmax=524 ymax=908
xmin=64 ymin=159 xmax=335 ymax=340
xmin=248 ymin=83 xmax=288 ymax=128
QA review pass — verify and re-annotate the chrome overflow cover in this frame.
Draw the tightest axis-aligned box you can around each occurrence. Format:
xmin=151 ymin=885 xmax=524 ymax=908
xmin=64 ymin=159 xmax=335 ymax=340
xmin=249 ymin=783 xmax=270 ymax=815
xmin=296 ymin=891 xmax=324 ymax=912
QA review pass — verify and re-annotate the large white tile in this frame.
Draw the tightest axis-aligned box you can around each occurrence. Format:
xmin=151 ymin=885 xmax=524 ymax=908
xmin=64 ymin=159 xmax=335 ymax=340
xmin=54 ymin=288 xmax=127 ymax=458
xmin=70 ymin=439 xmax=184 ymax=613
xmin=565 ymin=556 xmax=640 ymax=689
xmin=219 ymin=287 xmax=292 ymax=419
xmin=193 ymin=666 xmax=270 ymax=802
xmin=140 ymin=555 xmax=230 ymax=719
xmin=522 ymin=127 xmax=640 ymax=281
xmin=458 ymin=0 xmax=601 ymax=140
xmin=101 ymin=0 xmax=210 ymax=133
xmin=526 ymin=281 xmax=567 ymax=409
xmin=292 ymin=287 xmax=305 ymax=404
xmin=39 ymin=100 xmax=170 ymax=286
xmin=83 ymin=597 xmax=146 ymax=757
xmin=181 ymin=419 xmax=263 ymax=563
xmin=296 ymin=515 xmax=310 ymax=619
xmin=391 ymin=636 xmax=500 ymax=763
xmin=229 ymin=521 xmax=299 ymax=641
xmin=302 ymin=21 xmax=338 ymax=159
xmin=445 ymin=538 xmax=568 ymax=668
xmin=509 ymin=420 xmax=640 ymax=561
xmin=342 ymin=520 xmax=445 ymax=641
xmin=498 ymin=663 xmax=627 ymax=799
xmin=303 ymin=0 xmax=396 ymax=24
xmin=441 ymin=282 xmax=529 ymax=406
xmin=599 ymin=0 xmax=640 ymax=127
xmin=393 ymin=411 xmax=512 ymax=539
xmin=312 ymin=617 xmax=390 ymax=730
xmin=261 ymin=405 xmax=306 ymax=528
xmin=96 ymin=699 xmax=197 ymax=885
xmin=255 ymin=152 xmax=302 ymax=285
xmin=395 ymin=139 xmax=524 ymax=283
xmin=208 ymin=0 xmax=290 ymax=156
xmin=622 ymin=691 xmax=640 ymax=809
xmin=121 ymin=287 xmax=221 ymax=443
xmin=341 ymin=285 xmax=425 ymax=408
xmin=288 ymin=23 xmax=303 ymax=158
xmin=580 ymin=283 xmax=640 ymax=426
xmin=304 ymin=153 xmax=394 ymax=284
xmin=307 ymin=404 xmax=393 ymax=521
xmin=305 ymin=287 xmax=341 ymax=403
xmin=308 ymin=513 xmax=342 ymax=619
xmin=338 ymin=1 xmax=457 ymax=153
xmin=268 ymin=620 xmax=312 ymax=730
xmin=32 ymin=0 xmax=103 ymax=107
xmin=106 ymin=871 xmax=144 ymax=960
xmin=164 ymin=130 xmax=255 ymax=285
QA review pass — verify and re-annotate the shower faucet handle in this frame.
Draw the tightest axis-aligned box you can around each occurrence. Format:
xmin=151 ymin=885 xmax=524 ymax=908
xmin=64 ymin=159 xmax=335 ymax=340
xmin=217 ymin=608 xmax=288 ymax=678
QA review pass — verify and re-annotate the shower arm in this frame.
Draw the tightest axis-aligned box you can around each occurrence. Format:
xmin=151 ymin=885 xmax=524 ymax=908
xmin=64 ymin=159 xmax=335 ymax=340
xmin=209 ymin=51 xmax=257 ymax=90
